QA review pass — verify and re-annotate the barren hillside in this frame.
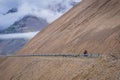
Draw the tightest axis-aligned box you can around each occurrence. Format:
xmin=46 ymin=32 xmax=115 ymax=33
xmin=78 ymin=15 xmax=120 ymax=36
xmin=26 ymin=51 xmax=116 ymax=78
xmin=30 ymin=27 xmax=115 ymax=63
xmin=18 ymin=0 xmax=120 ymax=54
xmin=0 ymin=0 xmax=120 ymax=80
xmin=0 ymin=55 xmax=120 ymax=80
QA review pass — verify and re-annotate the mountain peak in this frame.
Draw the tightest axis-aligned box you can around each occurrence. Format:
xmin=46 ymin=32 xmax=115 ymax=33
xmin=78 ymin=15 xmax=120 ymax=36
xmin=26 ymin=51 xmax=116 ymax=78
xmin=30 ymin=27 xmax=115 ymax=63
xmin=0 ymin=15 xmax=48 ymax=34
xmin=4 ymin=8 xmax=18 ymax=15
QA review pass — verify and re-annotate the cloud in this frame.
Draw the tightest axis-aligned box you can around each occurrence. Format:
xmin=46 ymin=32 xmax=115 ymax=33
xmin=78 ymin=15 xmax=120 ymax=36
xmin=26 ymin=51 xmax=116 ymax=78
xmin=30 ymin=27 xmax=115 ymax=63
xmin=73 ymin=0 xmax=81 ymax=2
xmin=0 ymin=0 xmax=20 ymax=13
xmin=0 ymin=31 xmax=39 ymax=39
xmin=0 ymin=0 xmax=81 ymax=30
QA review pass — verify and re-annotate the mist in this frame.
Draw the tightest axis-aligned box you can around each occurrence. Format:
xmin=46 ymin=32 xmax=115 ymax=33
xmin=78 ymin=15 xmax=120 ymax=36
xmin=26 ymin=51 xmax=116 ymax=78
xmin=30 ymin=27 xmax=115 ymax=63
xmin=0 ymin=0 xmax=81 ymax=30
xmin=0 ymin=31 xmax=39 ymax=39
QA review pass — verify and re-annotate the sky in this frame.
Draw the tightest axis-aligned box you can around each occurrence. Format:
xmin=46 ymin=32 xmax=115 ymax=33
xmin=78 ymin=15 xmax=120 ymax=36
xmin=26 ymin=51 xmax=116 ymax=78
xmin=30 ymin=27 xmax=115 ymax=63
xmin=0 ymin=0 xmax=81 ymax=30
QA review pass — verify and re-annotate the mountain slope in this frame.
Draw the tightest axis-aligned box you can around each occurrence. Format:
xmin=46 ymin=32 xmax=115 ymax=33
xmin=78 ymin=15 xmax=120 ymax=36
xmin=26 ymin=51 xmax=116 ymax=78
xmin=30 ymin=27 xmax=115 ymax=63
xmin=0 ymin=55 xmax=119 ymax=80
xmin=0 ymin=0 xmax=120 ymax=80
xmin=0 ymin=39 xmax=27 ymax=55
xmin=4 ymin=8 xmax=18 ymax=15
xmin=0 ymin=16 xmax=48 ymax=55
xmin=0 ymin=15 xmax=48 ymax=34
xmin=18 ymin=0 xmax=120 ymax=54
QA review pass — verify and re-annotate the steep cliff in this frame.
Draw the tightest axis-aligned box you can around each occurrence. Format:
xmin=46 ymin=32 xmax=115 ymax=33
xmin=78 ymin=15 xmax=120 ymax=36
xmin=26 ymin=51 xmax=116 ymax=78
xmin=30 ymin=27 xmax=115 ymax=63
xmin=18 ymin=0 xmax=120 ymax=54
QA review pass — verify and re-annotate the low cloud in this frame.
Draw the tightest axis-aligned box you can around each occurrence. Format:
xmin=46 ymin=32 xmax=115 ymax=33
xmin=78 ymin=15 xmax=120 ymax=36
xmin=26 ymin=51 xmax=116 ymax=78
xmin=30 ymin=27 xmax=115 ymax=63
xmin=0 ymin=0 xmax=81 ymax=30
xmin=0 ymin=31 xmax=39 ymax=39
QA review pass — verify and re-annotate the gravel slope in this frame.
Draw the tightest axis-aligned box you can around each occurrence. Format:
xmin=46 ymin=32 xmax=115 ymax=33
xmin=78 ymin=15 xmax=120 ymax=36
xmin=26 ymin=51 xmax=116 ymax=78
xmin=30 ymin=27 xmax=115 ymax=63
xmin=18 ymin=0 xmax=120 ymax=54
xmin=0 ymin=55 xmax=119 ymax=80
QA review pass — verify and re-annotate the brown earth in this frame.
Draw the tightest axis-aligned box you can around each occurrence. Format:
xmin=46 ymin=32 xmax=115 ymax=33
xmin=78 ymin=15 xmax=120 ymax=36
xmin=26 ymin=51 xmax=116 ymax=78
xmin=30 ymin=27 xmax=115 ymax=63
xmin=0 ymin=57 xmax=7 ymax=64
xmin=0 ymin=55 xmax=120 ymax=80
xmin=17 ymin=0 xmax=120 ymax=54
xmin=0 ymin=0 xmax=120 ymax=80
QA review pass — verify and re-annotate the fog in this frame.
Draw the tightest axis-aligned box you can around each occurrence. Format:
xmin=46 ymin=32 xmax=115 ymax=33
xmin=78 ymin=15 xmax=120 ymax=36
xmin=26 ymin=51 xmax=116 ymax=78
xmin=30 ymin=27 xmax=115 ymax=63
xmin=0 ymin=31 xmax=39 ymax=39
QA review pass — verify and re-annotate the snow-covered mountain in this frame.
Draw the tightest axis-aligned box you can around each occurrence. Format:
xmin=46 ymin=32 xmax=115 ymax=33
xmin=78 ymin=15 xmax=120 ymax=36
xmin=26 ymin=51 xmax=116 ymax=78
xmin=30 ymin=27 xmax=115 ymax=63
xmin=0 ymin=15 xmax=48 ymax=55
xmin=0 ymin=0 xmax=80 ymax=30
xmin=4 ymin=8 xmax=18 ymax=15
xmin=0 ymin=15 xmax=48 ymax=34
xmin=48 ymin=0 xmax=78 ymax=13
